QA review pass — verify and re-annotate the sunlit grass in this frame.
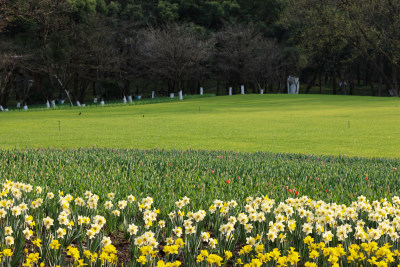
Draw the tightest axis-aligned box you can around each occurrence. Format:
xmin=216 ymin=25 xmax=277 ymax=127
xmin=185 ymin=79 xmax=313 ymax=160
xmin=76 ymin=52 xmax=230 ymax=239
xmin=1 ymin=94 xmax=399 ymax=158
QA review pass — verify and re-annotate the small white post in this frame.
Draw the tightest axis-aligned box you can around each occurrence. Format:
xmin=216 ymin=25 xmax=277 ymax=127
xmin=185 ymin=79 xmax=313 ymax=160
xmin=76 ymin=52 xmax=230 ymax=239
xmin=128 ymin=95 xmax=133 ymax=103
xmin=17 ymin=102 xmax=20 ymax=108
xmin=179 ymin=90 xmax=183 ymax=100
xmin=123 ymin=96 xmax=127 ymax=104
xmin=100 ymin=100 xmax=105 ymax=106
xmin=51 ymin=100 xmax=56 ymax=107
xmin=138 ymin=95 xmax=142 ymax=100
xmin=260 ymin=89 xmax=264 ymax=95
xmin=94 ymin=97 xmax=97 ymax=103
xmin=152 ymin=91 xmax=155 ymax=99
xmin=200 ymin=87 xmax=203 ymax=95
xmin=23 ymin=105 xmax=28 ymax=110
xmin=46 ymin=101 xmax=50 ymax=108
xmin=76 ymin=101 xmax=81 ymax=107
xmin=241 ymin=85 xmax=245 ymax=94
xmin=0 ymin=105 xmax=3 ymax=111
xmin=229 ymin=87 xmax=232 ymax=96
xmin=170 ymin=93 xmax=174 ymax=98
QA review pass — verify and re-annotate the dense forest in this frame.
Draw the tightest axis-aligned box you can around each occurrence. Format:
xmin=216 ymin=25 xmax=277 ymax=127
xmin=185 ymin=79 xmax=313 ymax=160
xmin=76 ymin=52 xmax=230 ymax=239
xmin=0 ymin=0 xmax=399 ymax=109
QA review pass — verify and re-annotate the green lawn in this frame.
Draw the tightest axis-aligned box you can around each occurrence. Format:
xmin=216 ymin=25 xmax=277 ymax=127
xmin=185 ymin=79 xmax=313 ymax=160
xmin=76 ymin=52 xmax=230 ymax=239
xmin=1 ymin=94 xmax=400 ymax=158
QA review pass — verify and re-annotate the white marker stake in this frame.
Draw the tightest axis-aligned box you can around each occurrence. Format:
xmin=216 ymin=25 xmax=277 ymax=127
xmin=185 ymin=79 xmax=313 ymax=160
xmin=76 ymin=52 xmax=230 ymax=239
xmin=229 ymin=87 xmax=232 ymax=96
xmin=260 ymin=89 xmax=264 ymax=95
xmin=46 ymin=101 xmax=50 ymax=108
xmin=241 ymin=85 xmax=245 ymax=94
xmin=200 ymin=87 xmax=203 ymax=95
xmin=170 ymin=93 xmax=174 ymax=98
xmin=51 ymin=100 xmax=56 ymax=107
xmin=123 ymin=96 xmax=127 ymax=104
xmin=152 ymin=91 xmax=155 ymax=99
xmin=94 ymin=97 xmax=97 ymax=103
xmin=179 ymin=90 xmax=183 ymax=100
xmin=17 ymin=102 xmax=20 ymax=108
xmin=128 ymin=96 xmax=133 ymax=103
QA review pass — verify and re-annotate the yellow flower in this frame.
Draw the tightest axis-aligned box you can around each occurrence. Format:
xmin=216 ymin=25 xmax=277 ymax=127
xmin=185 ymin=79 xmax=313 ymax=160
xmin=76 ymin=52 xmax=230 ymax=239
xmin=175 ymin=238 xmax=185 ymax=248
xmin=32 ymin=238 xmax=42 ymax=248
xmin=49 ymin=240 xmax=61 ymax=250
xmin=206 ymin=254 xmax=223 ymax=266
xmin=304 ymin=236 xmax=314 ymax=246
xmin=255 ymin=244 xmax=264 ymax=254
xmin=309 ymin=250 xmax=319 ymax=260
xmin=3 ymin=249 xmax=13 ymax=257
xmin=304 ymin=262 xmax=318 ymax=267
xmin=137 ymin=256 xmax=147 ymax=265
xmin=225 ymin=250 xmax=233 ymax=260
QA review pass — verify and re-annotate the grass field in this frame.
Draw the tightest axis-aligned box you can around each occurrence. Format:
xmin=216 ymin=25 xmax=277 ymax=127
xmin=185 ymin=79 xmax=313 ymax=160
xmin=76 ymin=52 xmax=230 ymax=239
xmin=1 ymin=94 xmax=399 ymax=157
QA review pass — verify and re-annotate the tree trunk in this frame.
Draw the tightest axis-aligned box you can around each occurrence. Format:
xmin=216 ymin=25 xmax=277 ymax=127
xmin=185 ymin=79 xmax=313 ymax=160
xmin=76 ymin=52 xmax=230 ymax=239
xmin=392 ymin=65 xmax=399 ymax=96
xmin=305 ymin=72 xmax=317 ymax=94
xmin=332 ymin=70 xmax=337 ymax=95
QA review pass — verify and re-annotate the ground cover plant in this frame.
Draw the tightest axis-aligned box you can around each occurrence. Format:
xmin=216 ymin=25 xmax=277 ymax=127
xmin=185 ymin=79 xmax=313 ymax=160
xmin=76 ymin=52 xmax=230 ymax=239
xmin=1 ymin=94 xmax=400 ymax=158
xmin=0 ymin=148 xmax=400 ymax=266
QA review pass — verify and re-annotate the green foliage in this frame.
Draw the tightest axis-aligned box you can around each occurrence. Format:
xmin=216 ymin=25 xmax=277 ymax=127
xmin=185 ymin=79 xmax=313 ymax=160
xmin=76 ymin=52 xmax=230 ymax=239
xmin=95 ymin=0 xmax=107 ymax=14
xmin=120 ymin=3 xmax=143 ymax=20
xmin=157 ymin=1 xmax=179 ymax=22
xmin=1 ymin=148 xmax=399 ymax=212
xmin=107 ymin=1 xmax=122 ymax=17
xmin=67 ymin=0 xmax=98 ymax=16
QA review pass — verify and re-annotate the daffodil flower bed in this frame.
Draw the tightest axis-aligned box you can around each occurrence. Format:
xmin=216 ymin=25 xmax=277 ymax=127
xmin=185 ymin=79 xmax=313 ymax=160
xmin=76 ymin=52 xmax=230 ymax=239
xmin=2 ymin=180 xmax=400 ymax=266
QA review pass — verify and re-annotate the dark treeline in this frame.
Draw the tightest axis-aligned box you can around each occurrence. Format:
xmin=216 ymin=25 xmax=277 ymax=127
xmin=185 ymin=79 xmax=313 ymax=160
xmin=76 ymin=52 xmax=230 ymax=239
xmin=0 ymin=0 xmax=399 ymax=109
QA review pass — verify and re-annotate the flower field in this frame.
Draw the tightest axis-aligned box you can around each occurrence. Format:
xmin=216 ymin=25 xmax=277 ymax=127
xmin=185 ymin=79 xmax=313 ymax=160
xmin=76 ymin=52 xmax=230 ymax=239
xmin=1 ymin=148 xmax=400 ymax=266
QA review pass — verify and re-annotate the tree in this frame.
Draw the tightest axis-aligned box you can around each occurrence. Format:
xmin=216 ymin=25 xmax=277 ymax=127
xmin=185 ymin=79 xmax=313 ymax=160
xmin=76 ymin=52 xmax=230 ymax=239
xmin=139 ymin=23 xmax=214 ymax=94
xmin=283 ymin=0 xmax=400 ymax=96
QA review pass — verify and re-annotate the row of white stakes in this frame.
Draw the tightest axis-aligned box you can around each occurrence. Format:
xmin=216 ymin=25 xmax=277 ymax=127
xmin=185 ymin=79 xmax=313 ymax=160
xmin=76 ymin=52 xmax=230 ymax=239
xmin=0 ymin=86 xmax=266 ymax=111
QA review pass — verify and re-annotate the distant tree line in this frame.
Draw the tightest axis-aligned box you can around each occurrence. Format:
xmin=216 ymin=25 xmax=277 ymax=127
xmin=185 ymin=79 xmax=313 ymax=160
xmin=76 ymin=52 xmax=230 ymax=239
xmin=0 ymin=0 xmax=399 ymax=109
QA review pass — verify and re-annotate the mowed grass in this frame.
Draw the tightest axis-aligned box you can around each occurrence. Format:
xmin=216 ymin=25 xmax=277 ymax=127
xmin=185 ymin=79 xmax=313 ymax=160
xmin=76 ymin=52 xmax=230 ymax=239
xmin=1 ymin=94 xmax=400 ymax=158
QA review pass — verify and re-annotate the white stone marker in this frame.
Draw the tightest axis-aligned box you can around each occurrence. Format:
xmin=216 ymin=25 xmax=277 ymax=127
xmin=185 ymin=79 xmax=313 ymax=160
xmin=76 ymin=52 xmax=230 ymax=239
xmin=17 ymin=102 xmax=20 ymax=108
xmin=287 ymin=76 xmax=300 ymax=94
xmin=260 ymin=89 xmax=264 ymax=95
xmin=46 ymin=101 xmax=50 ymax=108
xmin=51 ymin=100 xmax=56 ymax=107
xmin=128 ymin=95 xmax=133 ymax=103
xmin=94 ymin=98 xmax=97 ymax=103
xmin=200 ymin=87 xmax=203 ymax=95
xmin=229 ymin=87 xmax=232 ymax=96
xmin=179 ymin=90 xmax=183 ymax=100
xmin=0 ymin=105 xmax=3 ymax=111
xmin=123 ymin=96 xmax=127 ymax=104
xmin=100 ymin=100 xmax=105 ymax=106
xmin=170 ymin=93 xmax=174 ymax=98
xmin=152 ymin=91 xmax=155 ymax=98
xmin=241 ymin=85 xmax=245 ymax=94
xmin=23 ymin=105 xmax=28 ymax=110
